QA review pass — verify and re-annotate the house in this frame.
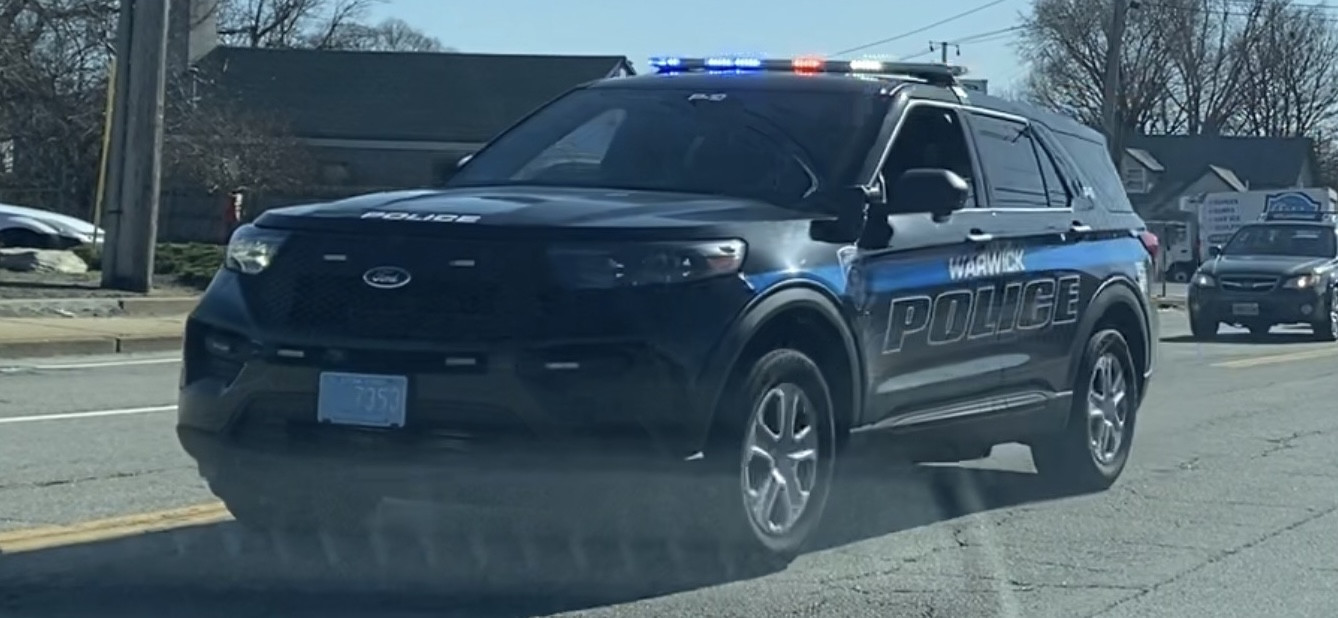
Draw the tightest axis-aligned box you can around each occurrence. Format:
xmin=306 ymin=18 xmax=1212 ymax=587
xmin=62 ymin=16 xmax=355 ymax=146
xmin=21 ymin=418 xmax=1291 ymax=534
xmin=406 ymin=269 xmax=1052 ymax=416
xmin=1117 ymin=135 xmax=1320 ymax=221
xmin=191 ymin=47 xmax=634 ymax=189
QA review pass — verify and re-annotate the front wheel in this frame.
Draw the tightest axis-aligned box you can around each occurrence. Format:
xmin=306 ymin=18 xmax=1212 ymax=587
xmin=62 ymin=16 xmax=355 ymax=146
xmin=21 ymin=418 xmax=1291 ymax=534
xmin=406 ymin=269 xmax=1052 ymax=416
xmin=1313 ymin=289 xmax=1338 ymax=342
xmin=1030 ymin=328 xmax=1140 ymax=493
xmin=691 ymin=348 xmax=839 ymax=561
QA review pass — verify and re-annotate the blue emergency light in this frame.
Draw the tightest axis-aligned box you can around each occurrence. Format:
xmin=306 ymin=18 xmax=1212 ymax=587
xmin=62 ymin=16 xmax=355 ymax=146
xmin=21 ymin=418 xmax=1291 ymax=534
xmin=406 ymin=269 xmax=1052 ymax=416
xmin=648 ymin=56 xmax=967 ymax=86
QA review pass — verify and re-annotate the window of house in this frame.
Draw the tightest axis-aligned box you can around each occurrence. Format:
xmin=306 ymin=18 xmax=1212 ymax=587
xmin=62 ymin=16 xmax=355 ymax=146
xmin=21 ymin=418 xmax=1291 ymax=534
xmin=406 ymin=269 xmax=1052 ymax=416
xmin=968 ymin=113 xmax=1051 ymax=208
xmin=882 ymin=105 xmax=978 ymax=212
xmin=1122 ymin=161 xmax=1148 ymax=193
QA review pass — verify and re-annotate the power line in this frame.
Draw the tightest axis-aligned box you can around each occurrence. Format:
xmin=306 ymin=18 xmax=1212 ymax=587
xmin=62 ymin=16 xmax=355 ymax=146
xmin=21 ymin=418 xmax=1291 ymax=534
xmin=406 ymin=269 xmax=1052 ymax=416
xmin=831 ymin=0 xmax=1008 ymax=57
xmin=896 ymin=24 xmax=1026 ymax=61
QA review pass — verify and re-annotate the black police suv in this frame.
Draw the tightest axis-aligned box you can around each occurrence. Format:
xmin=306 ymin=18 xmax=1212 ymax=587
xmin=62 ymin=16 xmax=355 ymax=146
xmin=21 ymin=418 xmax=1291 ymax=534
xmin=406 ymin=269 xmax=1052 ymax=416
xmin=1189 ymin=208 xmax=1338 ymax=340
xmin=178 ymin=57 xmax=1159 ymax=561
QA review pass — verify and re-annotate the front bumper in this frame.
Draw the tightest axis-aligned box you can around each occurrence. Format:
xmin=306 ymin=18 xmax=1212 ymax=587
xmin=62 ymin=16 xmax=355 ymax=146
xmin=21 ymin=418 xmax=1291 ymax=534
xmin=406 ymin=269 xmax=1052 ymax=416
xmin=1188 ymin=285 xmax=1325 ymax=324
xmin=178 ymin=270 xmax=751 ymax=504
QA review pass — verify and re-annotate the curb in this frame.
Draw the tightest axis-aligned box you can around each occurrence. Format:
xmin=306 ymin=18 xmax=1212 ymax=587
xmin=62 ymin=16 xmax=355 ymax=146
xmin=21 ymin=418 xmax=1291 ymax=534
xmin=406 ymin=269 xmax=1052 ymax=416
xmin=0 ymin=333 xmax=182 ymax=360
xmin=119 ymin=297 xmax=198 ymax=317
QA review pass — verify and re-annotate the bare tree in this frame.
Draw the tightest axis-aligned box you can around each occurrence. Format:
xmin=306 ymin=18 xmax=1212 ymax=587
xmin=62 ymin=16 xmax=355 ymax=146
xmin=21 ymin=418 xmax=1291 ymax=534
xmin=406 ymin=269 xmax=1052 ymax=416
xmin=0 ymin=0 xmax=117 ymax=216
xmin=215 ymin=0 xmax=444 ymax=51
xmin=163 ymin=80 xmax=316 ymax=194
xmin=1157 ymin=0 xmax=1265 ymax=135
xmin=332 ymin=17 xmax=452 ymax=52
xmin=1235 ymin=0 xmax=1338 ymax=137
xmin=1018 ymin=0 xmax=1177 ymax=135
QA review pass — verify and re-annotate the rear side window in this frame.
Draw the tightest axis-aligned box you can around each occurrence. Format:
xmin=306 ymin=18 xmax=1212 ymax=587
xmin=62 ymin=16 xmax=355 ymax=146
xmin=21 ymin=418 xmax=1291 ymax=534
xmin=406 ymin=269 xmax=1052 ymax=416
xmin=1052 ymin=133 xmax=1136 ymax=212
xmin=968 ymin=113 xmax=1052 ymax=209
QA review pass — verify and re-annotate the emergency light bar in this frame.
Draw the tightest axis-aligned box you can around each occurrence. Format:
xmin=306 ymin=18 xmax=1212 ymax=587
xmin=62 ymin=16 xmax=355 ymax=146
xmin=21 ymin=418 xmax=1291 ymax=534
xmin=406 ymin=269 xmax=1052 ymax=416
xmin=648 ymin=56 xmax=967 ymax=86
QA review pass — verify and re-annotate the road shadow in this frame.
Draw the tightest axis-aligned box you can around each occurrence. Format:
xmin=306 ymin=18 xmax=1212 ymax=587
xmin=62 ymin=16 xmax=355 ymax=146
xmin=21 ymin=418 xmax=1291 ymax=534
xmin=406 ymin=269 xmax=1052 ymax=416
xmin=0 ymin=454 xmax=1083 ymax=618
xmin=1162 ymin=327 xmax=1319 ymax=345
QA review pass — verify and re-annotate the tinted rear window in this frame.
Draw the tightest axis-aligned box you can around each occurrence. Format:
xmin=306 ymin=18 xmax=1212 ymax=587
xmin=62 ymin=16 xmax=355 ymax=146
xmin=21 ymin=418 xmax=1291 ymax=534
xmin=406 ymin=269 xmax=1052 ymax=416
xmin=448 ymin=86 xmax=890 ymax=209
xmin=1053 ymin=133 xmax=1136 ymax=212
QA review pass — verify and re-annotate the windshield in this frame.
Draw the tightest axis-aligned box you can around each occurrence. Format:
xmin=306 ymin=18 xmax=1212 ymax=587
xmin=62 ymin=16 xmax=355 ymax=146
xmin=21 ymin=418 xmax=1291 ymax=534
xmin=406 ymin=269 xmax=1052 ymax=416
xmin=1222 ymin=224 xmax=1337 ymax=258
xmin=446 ymin=86 xmax=888 ymax=208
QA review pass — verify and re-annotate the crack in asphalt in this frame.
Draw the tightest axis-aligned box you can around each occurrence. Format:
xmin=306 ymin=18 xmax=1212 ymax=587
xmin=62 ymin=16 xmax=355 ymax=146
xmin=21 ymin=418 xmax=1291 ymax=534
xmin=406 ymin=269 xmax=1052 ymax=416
xmin=0 ymin=466 xmax=182 ymax=491
xmin=1086 ymin=502 xmax=1338 ymax=617
xmin=1256 ymin=428 xmax=1333 ymax=459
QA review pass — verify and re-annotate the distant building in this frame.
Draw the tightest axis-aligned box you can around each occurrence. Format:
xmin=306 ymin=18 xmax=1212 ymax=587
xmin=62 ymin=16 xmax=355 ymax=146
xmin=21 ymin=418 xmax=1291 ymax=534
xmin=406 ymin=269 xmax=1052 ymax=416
xmin=1117 ymin=135 xmax=1320 ymax=220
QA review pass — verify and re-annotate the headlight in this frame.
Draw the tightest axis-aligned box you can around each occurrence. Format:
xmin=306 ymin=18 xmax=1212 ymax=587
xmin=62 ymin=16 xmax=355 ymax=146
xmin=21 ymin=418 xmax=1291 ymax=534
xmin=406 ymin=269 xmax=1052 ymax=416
xmin=1191 ymin=272 xmax=1215 ymax=287
xmin=1283 ymin=274 xmax=1321 ymax=289
xmin=224 ymin=225 xmax=286 ymax=275
xmin=547 ymin=239 xmax=746 ymax=289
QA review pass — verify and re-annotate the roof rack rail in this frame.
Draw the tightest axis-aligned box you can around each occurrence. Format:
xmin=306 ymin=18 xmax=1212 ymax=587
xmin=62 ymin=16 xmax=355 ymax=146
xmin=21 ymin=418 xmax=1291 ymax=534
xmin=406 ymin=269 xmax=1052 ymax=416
xmin=647 ymin=56 xmax=967 ymax=86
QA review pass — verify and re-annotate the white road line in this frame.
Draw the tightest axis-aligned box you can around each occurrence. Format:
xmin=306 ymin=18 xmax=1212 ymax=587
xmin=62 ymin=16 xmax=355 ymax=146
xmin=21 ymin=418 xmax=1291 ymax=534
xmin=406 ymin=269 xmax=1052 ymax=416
xmin=0 ymin=405 xmax=177 ymax=425
xmin=0 ymin=356 xmax=180 ymax=372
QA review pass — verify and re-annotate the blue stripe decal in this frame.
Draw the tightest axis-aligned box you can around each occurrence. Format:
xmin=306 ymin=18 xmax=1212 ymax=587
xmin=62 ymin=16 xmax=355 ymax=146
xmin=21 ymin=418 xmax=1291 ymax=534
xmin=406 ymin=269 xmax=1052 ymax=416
xmin=744 ymin=237 xmax=1147 ymax=298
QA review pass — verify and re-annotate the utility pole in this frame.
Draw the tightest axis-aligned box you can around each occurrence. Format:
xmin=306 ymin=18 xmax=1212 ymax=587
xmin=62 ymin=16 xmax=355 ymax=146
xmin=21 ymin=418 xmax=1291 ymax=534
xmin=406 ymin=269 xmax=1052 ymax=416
xmin=930 ymin=41 xmax=960 ymax=64
xmin=1102 ymin=0 xmax=1131 ymax=164
xmin=101 ymin=0 xmax=171 ymax=293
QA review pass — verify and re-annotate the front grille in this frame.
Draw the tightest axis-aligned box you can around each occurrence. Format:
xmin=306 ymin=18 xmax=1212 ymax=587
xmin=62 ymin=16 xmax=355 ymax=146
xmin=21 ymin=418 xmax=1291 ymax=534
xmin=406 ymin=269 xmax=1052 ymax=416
xmin=1219 ymin=275 xmax=1279 ymax=293
xmin=243 ymin=233 xmax=545 ymax=342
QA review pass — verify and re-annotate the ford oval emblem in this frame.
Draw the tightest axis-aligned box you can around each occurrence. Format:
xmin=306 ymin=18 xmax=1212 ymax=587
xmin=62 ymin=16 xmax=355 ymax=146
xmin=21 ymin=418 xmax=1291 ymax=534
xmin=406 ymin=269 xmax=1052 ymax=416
xmin=362 ymin=266 xmax=412 ymax=289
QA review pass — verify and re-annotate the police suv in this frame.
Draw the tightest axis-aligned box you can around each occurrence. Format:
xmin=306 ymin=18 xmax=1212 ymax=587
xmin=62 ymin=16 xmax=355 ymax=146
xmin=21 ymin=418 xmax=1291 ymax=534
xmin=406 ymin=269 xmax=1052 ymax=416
xmin=178 ymin=56 xmax=1159 ymax=560
xmin=1189 ymin=199 xmax=1338 ymax=340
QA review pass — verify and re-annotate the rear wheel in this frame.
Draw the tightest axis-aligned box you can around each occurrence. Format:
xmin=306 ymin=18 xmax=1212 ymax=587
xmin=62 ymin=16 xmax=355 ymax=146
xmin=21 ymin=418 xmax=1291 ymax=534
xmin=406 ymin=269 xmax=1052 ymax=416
xmin=689 ymin=348 xmax=839 ymax=562
xmin=1030 ymin=328 xmax=1139 ymax=493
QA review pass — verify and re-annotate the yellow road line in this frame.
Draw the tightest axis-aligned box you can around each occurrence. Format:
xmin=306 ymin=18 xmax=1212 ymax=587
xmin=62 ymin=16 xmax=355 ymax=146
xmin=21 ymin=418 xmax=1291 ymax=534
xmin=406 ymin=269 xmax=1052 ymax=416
xmin=0 ymin=502 xmax=231 ymax=554
xmin=1212 ymin=346 xmax=1338 ymax=369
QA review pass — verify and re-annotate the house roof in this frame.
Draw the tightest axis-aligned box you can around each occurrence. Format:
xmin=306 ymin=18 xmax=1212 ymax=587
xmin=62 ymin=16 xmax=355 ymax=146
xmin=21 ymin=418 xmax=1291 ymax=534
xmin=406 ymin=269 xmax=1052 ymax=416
xmin=1124 ymin=135 xmax=1317 ymax=219
xmin=1125 ymin=148 xmax=1163 ymax=172
xmin=194 ymin=47 xmax=633 ymax=143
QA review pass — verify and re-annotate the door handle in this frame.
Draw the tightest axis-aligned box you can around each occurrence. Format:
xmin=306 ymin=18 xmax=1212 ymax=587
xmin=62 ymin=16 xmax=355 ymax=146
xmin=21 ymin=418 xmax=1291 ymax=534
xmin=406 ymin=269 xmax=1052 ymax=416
xmin=1070 ymin=221 xmax=1094 ymax=234
xmin=966 ymin=229 xmax=993 ymax=243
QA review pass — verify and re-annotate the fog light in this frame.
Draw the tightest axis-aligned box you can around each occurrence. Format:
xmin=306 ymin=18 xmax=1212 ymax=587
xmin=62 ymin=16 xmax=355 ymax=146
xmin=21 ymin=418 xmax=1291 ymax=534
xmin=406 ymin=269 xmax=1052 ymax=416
xmin=1302 ymin=304 xmax=1314 ymax=315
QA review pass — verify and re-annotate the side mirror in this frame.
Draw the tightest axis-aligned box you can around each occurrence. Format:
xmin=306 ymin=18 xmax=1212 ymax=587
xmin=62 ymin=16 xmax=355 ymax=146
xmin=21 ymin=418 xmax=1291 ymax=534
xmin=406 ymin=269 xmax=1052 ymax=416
xmin=894 ymin=168 xmax=969 ymax=222
xmin=456 ymin=153 xmax=474 ymax=169
xmin=1207 ymin=245 xmax=1222 ymax=258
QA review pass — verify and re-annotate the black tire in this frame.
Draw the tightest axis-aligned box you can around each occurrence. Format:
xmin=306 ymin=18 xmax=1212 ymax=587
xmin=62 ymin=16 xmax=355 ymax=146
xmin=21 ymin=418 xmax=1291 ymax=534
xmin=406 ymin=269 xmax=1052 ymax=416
xmin=1313 ymin=288 xmax=1338 ymax=342
xmin=1189 ymin=315 xmax=1218 ymax=340
xmin=689 ymin=348 xmax=839 ymax=562
xmin=1167 ymin=265 xmax=1191 ymax=283
xmin=1030 ymin=328 xmax=1139 ymax=493
xmin=0 ymin=228 xmax=50 ymax=249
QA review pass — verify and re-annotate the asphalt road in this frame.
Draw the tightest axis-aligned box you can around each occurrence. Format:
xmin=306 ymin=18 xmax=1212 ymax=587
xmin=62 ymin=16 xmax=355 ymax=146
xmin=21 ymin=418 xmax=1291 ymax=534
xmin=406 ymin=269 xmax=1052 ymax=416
xmin=3 ymin=312 xmax=1338 ymax=617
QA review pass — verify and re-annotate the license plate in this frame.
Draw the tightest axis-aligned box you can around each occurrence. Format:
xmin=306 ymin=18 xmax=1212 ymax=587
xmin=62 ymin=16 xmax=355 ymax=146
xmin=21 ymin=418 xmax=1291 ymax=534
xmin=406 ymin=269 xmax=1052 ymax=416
xmin=1232 ymin=303 xmax=1260 ymax=316
xmin=317 ymin=372 xmax=408 ymax=428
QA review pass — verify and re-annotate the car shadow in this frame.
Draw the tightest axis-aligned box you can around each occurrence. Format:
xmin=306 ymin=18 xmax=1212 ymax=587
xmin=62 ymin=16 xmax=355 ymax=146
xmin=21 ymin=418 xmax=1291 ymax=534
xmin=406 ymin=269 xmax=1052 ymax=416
xmin=0 ymin=454 xmax=1084 ymax=617
xmin=1161 ymin=328 xmax=1319 ymax=345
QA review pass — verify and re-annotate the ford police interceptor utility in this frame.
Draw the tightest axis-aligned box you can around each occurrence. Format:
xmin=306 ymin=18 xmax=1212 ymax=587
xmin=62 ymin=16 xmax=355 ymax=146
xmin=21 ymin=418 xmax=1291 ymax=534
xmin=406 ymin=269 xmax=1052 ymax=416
xmin=1189 ymin=192 xmax=1338 ymax=340
xmin=177 ymin=56 xmax=1159 ymax=561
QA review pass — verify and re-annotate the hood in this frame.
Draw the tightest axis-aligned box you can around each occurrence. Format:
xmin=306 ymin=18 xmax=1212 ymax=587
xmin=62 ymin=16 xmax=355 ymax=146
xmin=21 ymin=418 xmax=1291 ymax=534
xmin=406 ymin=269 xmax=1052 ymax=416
xmin=254 ymin=186 xmax=815 ymax=239
xmin=0 ymin=203 xmax=101 ymax=237
xmin=1202 ymin=254 xmax=1332 ymax=276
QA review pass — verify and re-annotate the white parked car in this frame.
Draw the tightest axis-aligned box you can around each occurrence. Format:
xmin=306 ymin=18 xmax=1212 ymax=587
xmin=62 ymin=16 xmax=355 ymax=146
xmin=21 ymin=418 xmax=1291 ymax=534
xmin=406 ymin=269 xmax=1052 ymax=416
xmin=0 ymin=202 xmax=105 ymax=249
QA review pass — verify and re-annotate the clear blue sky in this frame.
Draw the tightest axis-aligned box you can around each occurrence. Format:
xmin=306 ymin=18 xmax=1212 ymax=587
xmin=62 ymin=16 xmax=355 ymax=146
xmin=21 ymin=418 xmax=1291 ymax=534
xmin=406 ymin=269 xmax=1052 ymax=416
xmin=373 ymin=0 xmax=1034 ymax=92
